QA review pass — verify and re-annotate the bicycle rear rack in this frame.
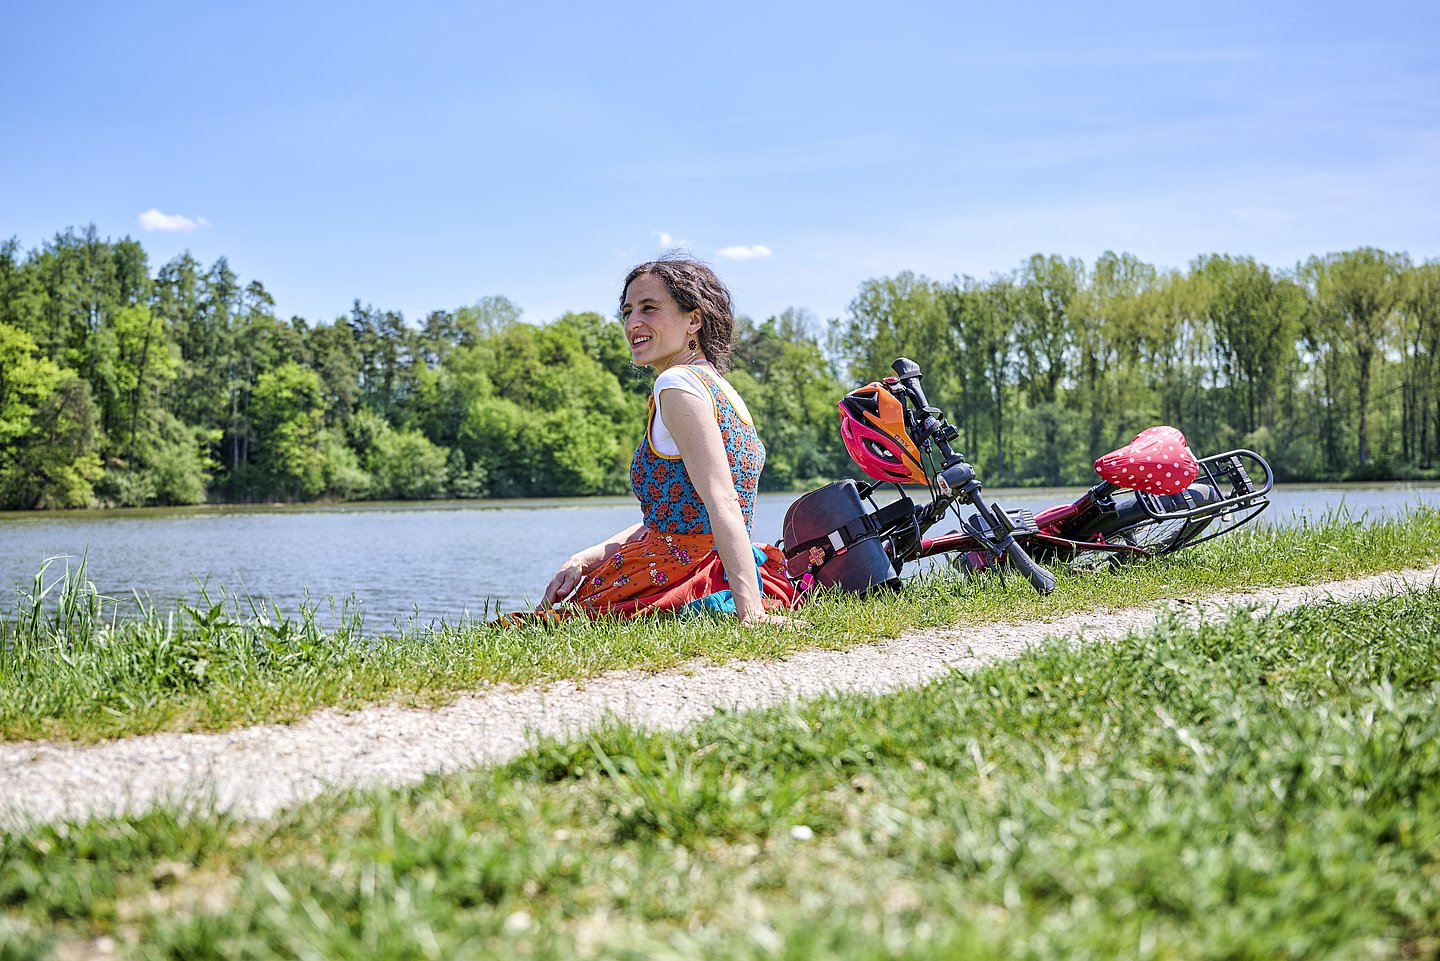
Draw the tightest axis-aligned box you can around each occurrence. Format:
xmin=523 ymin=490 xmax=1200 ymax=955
xmin=1131 ymin=449 xmax=1274 ymax=546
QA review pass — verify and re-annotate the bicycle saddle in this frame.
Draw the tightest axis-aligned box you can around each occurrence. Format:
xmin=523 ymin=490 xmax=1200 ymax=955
xmin=1094 ymin=426 xmax=1199 ymax=495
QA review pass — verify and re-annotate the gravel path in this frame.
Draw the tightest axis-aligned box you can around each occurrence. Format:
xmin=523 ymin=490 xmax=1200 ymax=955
xmin=4 ymin=565 xmax=1438 ymax=829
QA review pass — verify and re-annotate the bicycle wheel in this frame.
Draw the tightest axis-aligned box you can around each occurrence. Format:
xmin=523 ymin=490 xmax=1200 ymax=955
xmin=1064 ymin=488 xmax=1217 ymax=572
xmin=1066 ymin=518 xmax=1198 ymax=570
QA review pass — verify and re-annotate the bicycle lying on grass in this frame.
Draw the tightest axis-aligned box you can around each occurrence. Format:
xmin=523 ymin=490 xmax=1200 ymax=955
xmin=781 ymin=358 xmax=1274 ymax=597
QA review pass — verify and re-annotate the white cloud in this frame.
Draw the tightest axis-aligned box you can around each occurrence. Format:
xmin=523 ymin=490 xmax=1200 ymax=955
xmin=717 ymin=244 xmax=773 ymax=261
xmin=139 ymin=208 xmax=207 ymax=232
xmin=655 ymin=230 xmax=688 ymax=248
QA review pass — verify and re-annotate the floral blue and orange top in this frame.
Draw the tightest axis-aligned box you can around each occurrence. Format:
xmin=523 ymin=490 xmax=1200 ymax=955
xmin=629 ymin=365 xmax=764 ymax=536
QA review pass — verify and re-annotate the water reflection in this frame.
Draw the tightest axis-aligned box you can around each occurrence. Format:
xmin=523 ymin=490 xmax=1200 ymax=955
xmin=1 ymin=484 xmax=1437 ymax=627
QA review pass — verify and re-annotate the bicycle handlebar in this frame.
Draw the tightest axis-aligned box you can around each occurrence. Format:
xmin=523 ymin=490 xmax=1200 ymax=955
xmin=891 ymin=356 xmax=926 ymax=401
xmin=967 ymin=488 xmax=1057 ymax=595
xmin=892 ymin=357 xmax=959 ymax=458
xmin=891 ymin=356 xmax=1056 ymax=596
xmin=891 ymin=357 xmax=941 ymax=429
xmin=1000 ymin=530 xmax=1058 ymax=594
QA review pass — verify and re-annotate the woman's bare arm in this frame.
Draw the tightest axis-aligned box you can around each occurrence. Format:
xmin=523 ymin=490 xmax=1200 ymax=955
xmin=537 ymin=521 xmax=645 ymax=609
xmin=661 ymin=388 xmax=790 ymax=626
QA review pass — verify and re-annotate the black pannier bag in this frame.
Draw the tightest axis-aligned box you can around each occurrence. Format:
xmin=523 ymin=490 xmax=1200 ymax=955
xmin=781 ymin=480 xmax=900 ymax=594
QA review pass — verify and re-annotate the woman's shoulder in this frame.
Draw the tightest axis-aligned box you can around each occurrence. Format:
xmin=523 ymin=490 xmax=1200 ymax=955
xmin=653 ymin=365 xmax=711 ymax=399
xmin=660 ymin=365 xmax=754 ymax=425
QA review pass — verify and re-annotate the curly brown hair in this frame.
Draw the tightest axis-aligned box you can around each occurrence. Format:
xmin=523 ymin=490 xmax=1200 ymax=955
xmin=620 ymin=256 xmax=736 ymax=373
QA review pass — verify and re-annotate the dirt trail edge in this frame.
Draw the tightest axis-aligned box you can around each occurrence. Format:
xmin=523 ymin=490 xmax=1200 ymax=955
xmin=4 ymin=565 xmax=1438 ymax=829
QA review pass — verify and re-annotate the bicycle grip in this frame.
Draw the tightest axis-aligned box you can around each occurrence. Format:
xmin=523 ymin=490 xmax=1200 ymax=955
xmin=1002 ymin=539 xmax=1056 ymax=595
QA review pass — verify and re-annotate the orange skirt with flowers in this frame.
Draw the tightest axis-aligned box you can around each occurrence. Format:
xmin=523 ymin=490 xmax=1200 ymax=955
xmin=504 ymin=526 xmax=798 ymax=624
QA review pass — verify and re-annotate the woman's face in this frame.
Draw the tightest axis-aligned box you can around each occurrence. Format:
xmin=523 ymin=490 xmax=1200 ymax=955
xmin=621 ymin=273 xmax=701 ymax=371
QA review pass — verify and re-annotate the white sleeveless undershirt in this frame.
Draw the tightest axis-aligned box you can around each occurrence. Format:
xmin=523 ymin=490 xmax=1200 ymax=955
xmin=649 ymin=366 xmax=755 ymax=457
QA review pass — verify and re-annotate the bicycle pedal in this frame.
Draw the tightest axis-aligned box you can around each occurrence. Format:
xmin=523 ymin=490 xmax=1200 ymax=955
xmin=1004 ymin=508 xmax=1039 ymax=536
xmin=969 ymin=507 xmax=1039 ymax=537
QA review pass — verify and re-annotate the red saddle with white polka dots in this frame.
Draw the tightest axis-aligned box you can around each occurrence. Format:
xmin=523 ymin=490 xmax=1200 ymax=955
xmin=1093 ymin=426 xmax=1199 ymax=495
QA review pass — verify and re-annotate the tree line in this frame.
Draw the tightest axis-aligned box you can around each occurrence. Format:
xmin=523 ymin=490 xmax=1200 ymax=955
xmin=0 ymin=228 xmax=1435 ymax=510
xmin=839 ymin=249 xmax=1440 ymax=486
xmin=0 ymin=227 xmax=849 ymax=509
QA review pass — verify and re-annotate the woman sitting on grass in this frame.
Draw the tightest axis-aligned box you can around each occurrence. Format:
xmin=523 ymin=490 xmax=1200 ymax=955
xmin=536 ymin=258 xmax=796 ymax=626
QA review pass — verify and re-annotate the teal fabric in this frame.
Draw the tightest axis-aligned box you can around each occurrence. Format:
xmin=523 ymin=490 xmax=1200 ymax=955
xmin=679 ymin=545 xmax=770 ymax=615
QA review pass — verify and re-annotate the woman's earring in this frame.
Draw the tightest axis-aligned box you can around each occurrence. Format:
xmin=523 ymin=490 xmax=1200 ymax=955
xmin=687 ymin=338 xmax=698 ymax=351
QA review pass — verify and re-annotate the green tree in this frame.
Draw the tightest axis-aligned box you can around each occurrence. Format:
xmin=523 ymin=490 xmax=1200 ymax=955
xmin=552 ymin=309 xmax=650 ymax=397
xmin=349 ymin=302 xmax=420 ymax=420
xmin=306 ymin=319 xmax=362 ymax=428
xmin=1194 ymin=255 xmax=1304 ymax=438
xmin=1396 ymin=261 xmax=1440 ymax=468
xmin=1015 ymin=254 xmax=1083 ymax=483
xmin=454 ymin=295 xmax=522 ymax=341
xmin=215 ymin=281 xmax=311 ymax=487
xmin=1077 ymin=253 xmax=1160 ymax=454
xmin=105 ymin=278 xmax=210 ymax=506
xmin=107 ymin=409 xmax=215 ymax=506
xmin=249 ymin=362 xmax=327 ymax=500
xmin=943 ymin=276 xmax=1016 ymax=477
xmin=0 ymin=324 xmax=57 ymax=450
xmin=413 ymin=339 xmax=494 ymax=455
xmin=166 ymin=255 xmax=237 ymax=442
xmin=0 ymin=323 xmax=102 ymax=508
xmin=0 ymin=237 xmax=44 ymax=335
xmin=110 ymin=303 xmax=178 ymax=477
xmin=458 ymin=395 xmax=530 ymax=497
xmin=1303 ymin=248 xmax=1409 ymax=470
xmin=839 ymin=273 xmax=949 ymax=388
xmin=353 ymin=409 xmax=449 ymax=500
xmin=732 ymin=309 xmax=849 ymax=489
xmin=25 ymin=374 xmax=105 ymax=508
xmin=454 ymin=320 xmax=634 ymax=495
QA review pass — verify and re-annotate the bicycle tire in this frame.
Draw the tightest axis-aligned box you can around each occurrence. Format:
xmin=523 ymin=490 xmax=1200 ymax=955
xmin=1065 ymin=511 xmax=1203 ymax=571
xmin=1061 ymin=484 xmax=1228 ymax=571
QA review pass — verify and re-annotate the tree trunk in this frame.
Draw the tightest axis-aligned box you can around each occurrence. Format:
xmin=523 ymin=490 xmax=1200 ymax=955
xmin=1356 ymin=346 xmax=1373 ymax=467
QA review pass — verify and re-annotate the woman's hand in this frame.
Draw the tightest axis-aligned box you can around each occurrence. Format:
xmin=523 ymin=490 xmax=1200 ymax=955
xmin=534 ymin=523 xmax=644 ymax=612
xmin=538 ymin=556 xmax=588 ymax=610
xmin=739 ymin=608 xmax=800 ymax=629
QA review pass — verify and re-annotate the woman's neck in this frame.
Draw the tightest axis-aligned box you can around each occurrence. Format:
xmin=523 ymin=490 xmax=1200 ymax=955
xmin=657 ymin=356 xmax=714 ymax=374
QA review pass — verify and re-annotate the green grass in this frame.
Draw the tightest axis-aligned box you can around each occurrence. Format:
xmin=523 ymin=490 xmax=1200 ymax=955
xmin=2 ymin=507 xmax=1439 ymax=743
xmin=3 ymin=585 xmax=1437 ymax=959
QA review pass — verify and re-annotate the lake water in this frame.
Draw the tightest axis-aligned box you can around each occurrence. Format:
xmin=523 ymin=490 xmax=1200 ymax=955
xmin=2 ymin=484 xmax=1438 ymax=628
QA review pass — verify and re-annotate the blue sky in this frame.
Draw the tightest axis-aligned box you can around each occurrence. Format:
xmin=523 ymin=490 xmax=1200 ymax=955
xmin=3 ymin=0 xmax=1437 ymax=328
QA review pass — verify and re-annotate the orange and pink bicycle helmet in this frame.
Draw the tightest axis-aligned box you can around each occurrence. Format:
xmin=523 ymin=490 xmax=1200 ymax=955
xmin=839 ymin=382 xmax=929 ymax=485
